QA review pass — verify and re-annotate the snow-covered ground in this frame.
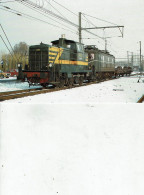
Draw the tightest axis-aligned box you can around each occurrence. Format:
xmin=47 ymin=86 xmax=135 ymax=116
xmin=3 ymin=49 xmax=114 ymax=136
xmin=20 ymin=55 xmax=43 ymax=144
xmin=0 ymin=77 xmax=17 ymax=81
xmin=1 ymin=75 xmax=144 ymax=195
xmin=2 ymin=76 xmax=144 ymax=103
xmin=1 ymin=104 xmax=144 ymax=195
xmin=0 ymin=79 xmax=42 ymax=92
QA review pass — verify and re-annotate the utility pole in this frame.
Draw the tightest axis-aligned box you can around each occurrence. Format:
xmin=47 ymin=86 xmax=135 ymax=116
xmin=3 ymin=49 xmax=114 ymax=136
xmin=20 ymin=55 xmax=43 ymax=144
xmin=79 ymin=12 xmax=82 ymax=43
xmin=127 ymin=51 xmax=129 ymax=66
xmin=105 ymin=39 xmax=107 ymax=51
xmin=139 ymin=41 xmax=142 ymax=71
xmin=131 ymin=52 xmax=133 ymax=68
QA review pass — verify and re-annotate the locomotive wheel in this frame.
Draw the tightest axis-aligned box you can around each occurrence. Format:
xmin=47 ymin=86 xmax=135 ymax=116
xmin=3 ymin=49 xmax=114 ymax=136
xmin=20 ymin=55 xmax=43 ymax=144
xmin=95 ymin=73 xmax=99 ymax=81
xmin=67 ymin=78 xmax=73 ymax=88
xmin=41 ymin=83 xmax=48 ymax=88
xmin=58 ymin=79 xmax=65 ymax=88
xmin=79 ymin=76 xmax=83 ymax=86
xmin=104 ymin=73 xmax=107 ymax=79
xmin=74 ymin=76 xmax=79 ymax=84
xmin=0 ymin=75 xmax=4 ymax=79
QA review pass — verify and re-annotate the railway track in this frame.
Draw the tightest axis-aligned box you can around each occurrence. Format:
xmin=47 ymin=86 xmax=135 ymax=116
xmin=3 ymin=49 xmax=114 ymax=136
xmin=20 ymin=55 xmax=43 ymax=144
xmin=137 ymin=95 xmax=144 ymax=103
xmin=0 ymin=74 xmax=140 ymax=102
xmin=0 ymin=87 xmax=68 ymax=102
xmin=0 ymin=77 xmax=114 ymax=102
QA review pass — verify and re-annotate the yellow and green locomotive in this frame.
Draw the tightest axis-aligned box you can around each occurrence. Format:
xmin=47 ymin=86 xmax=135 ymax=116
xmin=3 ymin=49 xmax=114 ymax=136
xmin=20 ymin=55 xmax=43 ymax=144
xmin=23 ymin=36 xmax=91 ymax=87
xmin=23 ymin=36 xmax=116 ymax=87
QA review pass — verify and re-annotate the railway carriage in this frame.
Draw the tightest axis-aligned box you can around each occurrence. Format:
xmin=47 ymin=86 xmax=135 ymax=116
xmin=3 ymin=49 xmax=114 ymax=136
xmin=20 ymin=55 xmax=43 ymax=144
xmin=123 ymin=66 xmax=133 ymax=76
xmin=115 ymin=66 xmax=124 ymax=77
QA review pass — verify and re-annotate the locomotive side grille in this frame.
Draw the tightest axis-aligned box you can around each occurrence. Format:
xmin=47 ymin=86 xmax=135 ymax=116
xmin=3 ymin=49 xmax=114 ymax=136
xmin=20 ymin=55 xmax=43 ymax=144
xmin=29 ymin=50 xmax=48 ymax=71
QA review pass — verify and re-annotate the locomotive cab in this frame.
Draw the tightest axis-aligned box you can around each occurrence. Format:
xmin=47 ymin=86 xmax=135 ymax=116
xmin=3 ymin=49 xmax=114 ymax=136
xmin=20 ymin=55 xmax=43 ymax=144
xmin=51 ymin=38 xmax=85 ymax=62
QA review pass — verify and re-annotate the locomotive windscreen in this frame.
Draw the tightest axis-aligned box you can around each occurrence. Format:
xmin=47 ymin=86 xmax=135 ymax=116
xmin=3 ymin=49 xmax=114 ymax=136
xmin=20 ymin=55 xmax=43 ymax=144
xmin=29 ymin=47 xmax=48 ymax=71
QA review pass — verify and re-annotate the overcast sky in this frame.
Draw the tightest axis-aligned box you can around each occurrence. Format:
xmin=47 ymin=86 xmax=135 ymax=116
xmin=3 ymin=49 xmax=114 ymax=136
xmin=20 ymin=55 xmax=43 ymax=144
xmin=0 ymin=0 xmax=144 ymax=59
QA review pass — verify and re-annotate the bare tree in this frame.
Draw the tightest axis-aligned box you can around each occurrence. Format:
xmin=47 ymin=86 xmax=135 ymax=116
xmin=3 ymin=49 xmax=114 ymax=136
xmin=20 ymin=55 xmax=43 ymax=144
xmin=13 ymin=42 xmax=29 ymax=56
xmin=0 ymin=42 xmax=29 ymax=71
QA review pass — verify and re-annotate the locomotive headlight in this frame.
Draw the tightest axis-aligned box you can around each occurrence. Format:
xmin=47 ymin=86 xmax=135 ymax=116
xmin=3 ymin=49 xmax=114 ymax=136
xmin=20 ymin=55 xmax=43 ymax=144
xmin=49 ymin=63 xmax=53 ymax=67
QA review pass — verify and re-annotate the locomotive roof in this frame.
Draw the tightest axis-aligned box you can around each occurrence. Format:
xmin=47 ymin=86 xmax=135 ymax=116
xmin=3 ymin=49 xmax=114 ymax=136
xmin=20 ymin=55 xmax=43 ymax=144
xmin=85 ymin=45 xmax=114 ymax=57
xmin=30 ymin=43 xmax=50 ymax=48
xmin=51 ymin=38 xmax=81 ymax=45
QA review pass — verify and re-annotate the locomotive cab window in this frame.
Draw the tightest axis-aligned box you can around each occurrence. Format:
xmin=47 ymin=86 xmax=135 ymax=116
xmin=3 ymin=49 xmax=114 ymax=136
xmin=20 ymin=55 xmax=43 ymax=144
xmin=67 ymin=44 xmax=71 ymax=49
xmin=66 ymin=43 xmax=76 ymax=50
xmin=77 ymin=43 xmax=84 ymax=52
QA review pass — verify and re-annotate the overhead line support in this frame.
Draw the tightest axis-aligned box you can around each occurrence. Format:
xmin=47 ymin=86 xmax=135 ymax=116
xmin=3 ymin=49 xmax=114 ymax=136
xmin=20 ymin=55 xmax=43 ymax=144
xmin=79 ymin=12 xmax=82 ymax=43
xmin=82 ymin=25 xmax=124 ymax=30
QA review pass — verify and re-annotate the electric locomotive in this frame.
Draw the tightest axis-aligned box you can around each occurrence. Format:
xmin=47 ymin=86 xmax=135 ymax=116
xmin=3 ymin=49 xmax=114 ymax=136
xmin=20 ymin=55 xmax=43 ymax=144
xmin=85 ymin=45 xmax=115 ymax=80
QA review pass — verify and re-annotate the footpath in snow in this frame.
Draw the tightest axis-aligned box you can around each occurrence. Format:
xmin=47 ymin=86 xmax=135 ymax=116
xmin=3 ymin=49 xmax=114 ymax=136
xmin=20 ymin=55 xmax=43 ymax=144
xmin=3 ymin=76 xmax=144 ymax=103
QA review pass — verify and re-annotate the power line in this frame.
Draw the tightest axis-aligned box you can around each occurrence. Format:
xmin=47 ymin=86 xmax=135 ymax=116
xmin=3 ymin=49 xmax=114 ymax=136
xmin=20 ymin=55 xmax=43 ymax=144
xmin=12 ymin=2 xmax=78 ymax=34
xmin=82 ymin=13 xmax=119 ymax=26
xmin=16 ymin=0 xmax=78 ymax=28
xmin=47 ymin=0 xmax=95 ymax=25
xmin=83 ymin=12 xmax=124 ymax=37
xmin=15 ymin=0 xmax=104 ymax=39
xmin=45 ymin=0 xmax=67 ymax=20
xmin=0 ymin=6 xmax=78 ymax=34
xmin=1 ymin=1 xmax=105 ymax=41
xmin=0 ymin=23 xmax=15 ymax=54
xmin=82 ymin=13 xmax=97 ymax=28
xmin=0 ymin=23 xmax=19 ymax=61
xmin=0 ymin=35 xmax=13 ymax=56
xmin=51 ymin=0 xmax=78 ymax=17
xmin=0 ymin=0 xmax=15 ymax=3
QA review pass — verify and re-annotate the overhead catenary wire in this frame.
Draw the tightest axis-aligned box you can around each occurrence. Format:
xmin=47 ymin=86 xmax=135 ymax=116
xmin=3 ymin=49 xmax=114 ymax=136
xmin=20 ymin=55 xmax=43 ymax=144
xmin=51 ymin=0 xmax=78 ymax=17
xmin=18 ymin=0 xmax=101 ymax=39
xmin=83 ymin=36 xmax=118 ymax=54
xmin=15 ymin=0 xmax=104 ymax=40
xmin=45 ymin=0 xmax=67 ymax=20
xmin=0 ymin=5 xmax=78 ymax=35
xmin=81 ymin=12 xmax=124 ymax=52
xmin=51 ymin=0 xmax=90 ymax=24
xmin=9 ymin=2 xmax=78 ymax=34
xmin=0 ymin=35 xmax=13 ymax=56
xmin=15 ymin=0 xmax=78 ymax=28
xmin=81 ymin=13 xmax=100 ymax=44
xmin=0 ymin=23 xmax=15 ymax=54
xmin=0 ymin=23 xmax=19 ymax=61
xmin=82 ymin=12 xmax=119 ymax=26
xmin=0 ymin=0 xmax=15 ymax=3
xmin=82 ymin=12 xmax=124 ymax=37
xmin=82 ymin=13 xmax=97 ymax=28
xmin=1 ymin=0 xmax=120 ymax=48
xmin=0 ymin=7 xmax=76 ymax=34
xmin=1 ymin=5 xmax=117 ymax=53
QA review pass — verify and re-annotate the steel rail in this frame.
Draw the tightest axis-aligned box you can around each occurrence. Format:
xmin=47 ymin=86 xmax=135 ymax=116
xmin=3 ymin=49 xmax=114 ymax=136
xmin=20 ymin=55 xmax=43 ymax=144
xmin=0 ymin=88 xmax=41 ymax=96
xmin=137 ymin=95 xmax=144 ymax=103
xmin=0 ymin=77 xmax=117 ymax=102
xmin=0 ymin=88 xmax=65 ymax=101
xmin=0 ymin=73 xmax=139 ymax=102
